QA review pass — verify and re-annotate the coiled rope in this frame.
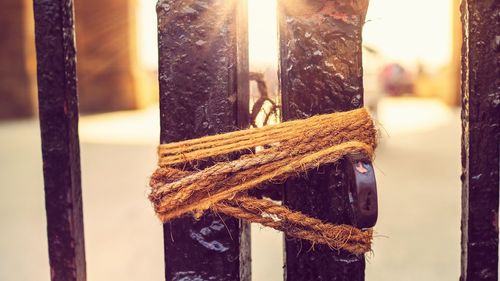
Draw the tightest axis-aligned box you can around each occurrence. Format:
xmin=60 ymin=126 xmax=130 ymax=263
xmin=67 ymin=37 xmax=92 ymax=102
xmin=149 ymin=108 xmax=377 ymax=255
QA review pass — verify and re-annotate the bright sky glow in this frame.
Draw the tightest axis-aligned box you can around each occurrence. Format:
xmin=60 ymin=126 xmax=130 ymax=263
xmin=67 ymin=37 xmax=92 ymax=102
xmin=363 ymin=0 xmax=453 ymax=68
xmin=248 ymin=0 xmax=279 ymax=67
xmin=137 ymin=0 xmax=158 ymax=70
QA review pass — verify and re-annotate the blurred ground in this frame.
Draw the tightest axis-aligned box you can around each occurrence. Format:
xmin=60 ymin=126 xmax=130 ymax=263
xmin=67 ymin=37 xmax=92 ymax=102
xmin=0 ymin=97 xmax=460 ymax=281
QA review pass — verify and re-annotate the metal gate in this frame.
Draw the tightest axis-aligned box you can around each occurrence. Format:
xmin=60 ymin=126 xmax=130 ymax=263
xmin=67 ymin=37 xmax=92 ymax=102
xmin=32 ymin=0 xmax=499 ymax=281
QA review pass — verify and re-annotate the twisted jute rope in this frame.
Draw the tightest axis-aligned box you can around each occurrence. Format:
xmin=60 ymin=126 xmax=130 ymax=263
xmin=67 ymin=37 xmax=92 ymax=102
xmin=149 ymin=108 xmax=377 ymax=255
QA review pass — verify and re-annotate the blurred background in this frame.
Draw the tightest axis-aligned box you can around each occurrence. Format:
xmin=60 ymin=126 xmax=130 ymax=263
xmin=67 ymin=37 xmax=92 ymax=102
xmin=0 ymin=0 xmax=461 ymax=280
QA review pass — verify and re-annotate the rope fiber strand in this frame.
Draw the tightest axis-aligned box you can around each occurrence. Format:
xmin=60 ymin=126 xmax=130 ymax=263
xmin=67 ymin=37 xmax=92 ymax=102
xmin=149 ymin=108 xmax=377 ymax=255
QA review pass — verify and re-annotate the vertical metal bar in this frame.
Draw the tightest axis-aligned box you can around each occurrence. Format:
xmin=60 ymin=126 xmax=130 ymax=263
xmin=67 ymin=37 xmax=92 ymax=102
xmin=33 ymin=1 xmax=86 ymax=281
xmin=278 ymin=1 xmax=369 ymax=280
xmin=157 ymin=0 xmax=251 ymax=280
xmin=236 ymin=2 xmax=252 ymax=279
xmin=460 ymin=0 xmax=500 ymax=280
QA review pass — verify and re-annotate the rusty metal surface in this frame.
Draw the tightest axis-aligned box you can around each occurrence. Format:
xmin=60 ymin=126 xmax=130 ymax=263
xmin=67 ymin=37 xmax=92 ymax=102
xmin=157 ymin=0 xmax=251 ymax=280
xmin=460 ymin=0 xmax=500 ymax=280
xmin=33 ymin=0 xmax=86 ymax=281
xmin=278 ymin=0 xmax=369 ymax=280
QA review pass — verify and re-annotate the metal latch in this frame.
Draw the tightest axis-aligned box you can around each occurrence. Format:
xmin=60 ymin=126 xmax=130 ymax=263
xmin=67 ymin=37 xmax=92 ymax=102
xmin=344 ymin=154 xmax=378 ymax=229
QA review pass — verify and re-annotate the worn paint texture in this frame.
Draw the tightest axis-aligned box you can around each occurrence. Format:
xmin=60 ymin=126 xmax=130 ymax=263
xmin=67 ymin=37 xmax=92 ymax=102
xmin=278 ymin=0 xmax=369 ymax=280
xmin=157 ymin=0 xmax=251 ymax=280
xmin=33 ymin=0 xmax=86 ymax=281
xmin=461 ymin=0 xmax=500 ymax=280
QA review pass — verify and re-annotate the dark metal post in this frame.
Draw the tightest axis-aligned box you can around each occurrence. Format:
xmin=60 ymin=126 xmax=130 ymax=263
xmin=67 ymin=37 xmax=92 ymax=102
xmin=460 ymin=0 xmax=500 ymax=280
xmin=278 ymin=0 xmax=369 ymax=280
xmin=33 ymin=1 xmax=86 ymax=281
xmin=157 ymin=0 xmax=251 ymax=280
